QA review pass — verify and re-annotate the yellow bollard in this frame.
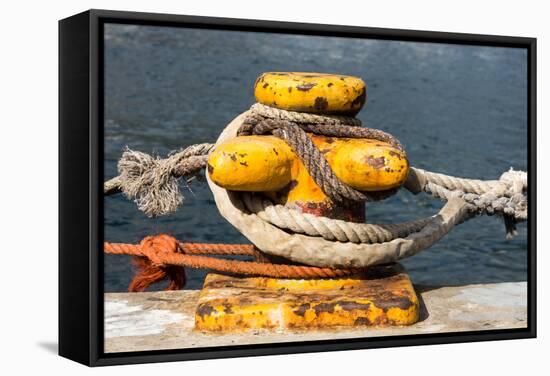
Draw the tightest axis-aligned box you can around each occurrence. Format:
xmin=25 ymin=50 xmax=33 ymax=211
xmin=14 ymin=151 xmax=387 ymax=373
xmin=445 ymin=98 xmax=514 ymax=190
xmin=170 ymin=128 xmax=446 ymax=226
xmin=197 ymin=72 xmax=419 ymax=332
xmin=254 ymin=72 xmax=367 ymax=114
xmin=195 ymin=264 xmax=419 ymax=332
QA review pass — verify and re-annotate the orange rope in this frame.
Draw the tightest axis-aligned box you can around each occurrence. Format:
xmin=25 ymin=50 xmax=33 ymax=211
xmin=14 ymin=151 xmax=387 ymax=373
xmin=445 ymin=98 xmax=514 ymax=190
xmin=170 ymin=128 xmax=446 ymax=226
xmin=104 ymin=234 xmax=361 ymax=292
xmin=181 ymin=242 xmax=255 ymax=255
xmin=104 ymin=241 xmax=255 ymax=256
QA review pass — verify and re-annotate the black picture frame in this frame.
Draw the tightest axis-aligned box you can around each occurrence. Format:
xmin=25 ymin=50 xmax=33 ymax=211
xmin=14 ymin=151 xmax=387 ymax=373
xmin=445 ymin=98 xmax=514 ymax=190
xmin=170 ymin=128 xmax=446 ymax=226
xmin=59 ymin=9 xmax=537 ymax=367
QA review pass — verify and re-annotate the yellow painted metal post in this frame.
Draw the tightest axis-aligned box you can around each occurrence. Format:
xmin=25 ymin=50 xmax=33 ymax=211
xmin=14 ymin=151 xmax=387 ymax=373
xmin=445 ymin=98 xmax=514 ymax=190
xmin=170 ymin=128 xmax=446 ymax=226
xmin=196 ymin=72 xmax=418 ymax=332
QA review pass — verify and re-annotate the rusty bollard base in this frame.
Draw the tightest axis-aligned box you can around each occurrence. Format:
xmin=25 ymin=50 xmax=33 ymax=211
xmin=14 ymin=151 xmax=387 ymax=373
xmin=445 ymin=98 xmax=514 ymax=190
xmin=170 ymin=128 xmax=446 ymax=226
xmin=194 ymin=263 xmax=419 ymax=332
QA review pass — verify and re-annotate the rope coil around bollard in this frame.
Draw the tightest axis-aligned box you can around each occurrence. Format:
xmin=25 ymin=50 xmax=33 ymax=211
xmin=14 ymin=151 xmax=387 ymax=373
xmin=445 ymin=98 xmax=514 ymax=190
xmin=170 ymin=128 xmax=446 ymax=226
xmin=103 ymin=103 xmax=528 ymax=289
xmin=239 ymin=104 xmax=405 ymax=204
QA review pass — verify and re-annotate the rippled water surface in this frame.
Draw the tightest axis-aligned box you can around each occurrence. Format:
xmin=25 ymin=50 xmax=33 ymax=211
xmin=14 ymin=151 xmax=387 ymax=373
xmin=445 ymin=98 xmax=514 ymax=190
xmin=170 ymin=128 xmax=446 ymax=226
xmin=104 ymin=24 xmax=528 ymax=292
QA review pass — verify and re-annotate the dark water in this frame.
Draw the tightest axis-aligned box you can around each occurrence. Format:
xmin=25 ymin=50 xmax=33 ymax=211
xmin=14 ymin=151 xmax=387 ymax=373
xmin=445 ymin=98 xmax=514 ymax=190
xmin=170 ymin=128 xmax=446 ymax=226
xmin=104 ymin=24 xmax=528 ymax=292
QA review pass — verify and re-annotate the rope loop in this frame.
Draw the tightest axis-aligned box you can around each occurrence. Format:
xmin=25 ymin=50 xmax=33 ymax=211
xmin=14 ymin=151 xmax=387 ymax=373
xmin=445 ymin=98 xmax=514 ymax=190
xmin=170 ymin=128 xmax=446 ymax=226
xmin=238 ymin=105 xmax=404 ymax=204
xmin=412 ymin=167 xmax=528 ymax=236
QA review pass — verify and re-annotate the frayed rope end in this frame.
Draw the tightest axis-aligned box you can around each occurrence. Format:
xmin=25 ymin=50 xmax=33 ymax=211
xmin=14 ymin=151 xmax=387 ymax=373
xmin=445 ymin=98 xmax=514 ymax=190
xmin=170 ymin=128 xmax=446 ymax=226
xmin=117 ymin=148 xmax=185 ymax=217
xmin=114 ymin=144 xmax=214 ymax=217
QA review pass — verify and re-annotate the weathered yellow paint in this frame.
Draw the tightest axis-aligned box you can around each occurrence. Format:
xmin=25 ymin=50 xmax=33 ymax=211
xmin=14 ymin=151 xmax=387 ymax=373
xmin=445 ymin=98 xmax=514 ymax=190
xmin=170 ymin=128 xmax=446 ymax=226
xmin=315 ymin=135 xmax=409 ymax=192
xmin=207 ymin=136 xmax=295 ymax=192
xmin=207 ymin=134 xmax=409 ymax=199
xmin=254 ymin=72 xmax=366 ymax=114
xmin=194 ymin=264 xmax=420 ymax=332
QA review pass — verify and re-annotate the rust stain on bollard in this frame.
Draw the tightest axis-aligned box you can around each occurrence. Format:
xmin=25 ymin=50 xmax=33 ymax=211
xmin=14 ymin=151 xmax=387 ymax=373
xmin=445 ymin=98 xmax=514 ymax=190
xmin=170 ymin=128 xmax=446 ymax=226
xmin=194 ymin=263 xmax=419 ymax=332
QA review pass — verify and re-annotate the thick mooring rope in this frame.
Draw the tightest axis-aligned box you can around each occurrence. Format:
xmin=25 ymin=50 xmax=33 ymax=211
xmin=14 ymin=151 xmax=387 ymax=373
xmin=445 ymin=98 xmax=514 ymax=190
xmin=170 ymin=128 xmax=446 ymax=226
xmin=248 ymin=103 xmax=363 ymax=127
xmin=104 ymin=143 xmax=215 ymax=216
xmin=405 ymin=167 xmax=527 ymax=237
xmin=103 ymin=105 xmax=528 ymax=274
xmin=239 ymin=118 xmax=394 ymax=204
xmin=241 ymin=192 xmax=434 ymax=243
xmin=246 ymin=103 xmax=405 ymax=152
xmin=239 ymin=104 xmax=406 ymax=204
xmin=102 ymin=106 xmax=527 ymax=232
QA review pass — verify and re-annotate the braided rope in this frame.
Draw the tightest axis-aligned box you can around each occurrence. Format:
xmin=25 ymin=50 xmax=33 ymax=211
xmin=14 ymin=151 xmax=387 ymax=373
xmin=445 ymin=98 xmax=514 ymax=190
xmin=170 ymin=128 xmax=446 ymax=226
xmin=237 ymin=103 xmax=406 ymax=204
xmin=247 ymin=103 xmax=405 ymax=152
xmin=104 ymin=235 xmax=360 ymax=283
xmin=249 ymin=103 xmax=362 ymax=127
xmin=240 ymin=118 xmax=372 ymax=203
xmin=105 ymin=241 xmax=256 ymax=256
xmin=408 ymin=167 xmax=527 ymax=236
xmin=241 ymin=192 xmax=433 ymax=243
xmin=212 ymin=181 xmax=471 ymax=267
xmin=180 ymin=242 xmax=255 ymax=255
xmin=103 ymin=108 xmax=528 ymax=267
xmin=206 ymin=113 xmax=474 ymax=267
xmin=410 ymin=167 xmax=499 ymax=194
xmin=104 ymin=143 xmax=214 ymax=216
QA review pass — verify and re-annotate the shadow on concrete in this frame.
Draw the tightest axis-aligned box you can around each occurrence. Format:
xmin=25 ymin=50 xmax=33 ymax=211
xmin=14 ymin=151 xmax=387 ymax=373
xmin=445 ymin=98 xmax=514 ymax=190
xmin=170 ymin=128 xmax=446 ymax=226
xmin=415 ymin=286 xmax=431 ymax=322
xmin=415 ymin=284 xmax=442 ymax=294
xmin=37 ymin=342 xmax=58 ymax=354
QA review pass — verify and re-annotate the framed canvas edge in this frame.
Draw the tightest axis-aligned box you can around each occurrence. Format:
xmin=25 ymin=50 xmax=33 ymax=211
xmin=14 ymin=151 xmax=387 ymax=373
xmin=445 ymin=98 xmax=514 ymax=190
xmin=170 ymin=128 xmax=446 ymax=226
xmin=58 ymin=8 xmax=537 ymax=367
xmin=59 ymin=9 xmax=93 ymax=366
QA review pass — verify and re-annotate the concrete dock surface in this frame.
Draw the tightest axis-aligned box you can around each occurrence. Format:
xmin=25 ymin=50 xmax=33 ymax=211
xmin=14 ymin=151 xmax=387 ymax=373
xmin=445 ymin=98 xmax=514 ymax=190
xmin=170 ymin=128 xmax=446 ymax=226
xmin=104 ymin=281 xmax=527 ymax=353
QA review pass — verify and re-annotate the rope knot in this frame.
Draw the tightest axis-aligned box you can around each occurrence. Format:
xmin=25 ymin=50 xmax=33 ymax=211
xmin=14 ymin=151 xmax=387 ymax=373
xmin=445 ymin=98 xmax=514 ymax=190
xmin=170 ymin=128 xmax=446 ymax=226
xmin=116 ymin=144 xmax=214 ymax=217
xmin=128 ymin=234 xmax=186 ymax=292
xmin=139 ymin=234 xmax=182 ymax=265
